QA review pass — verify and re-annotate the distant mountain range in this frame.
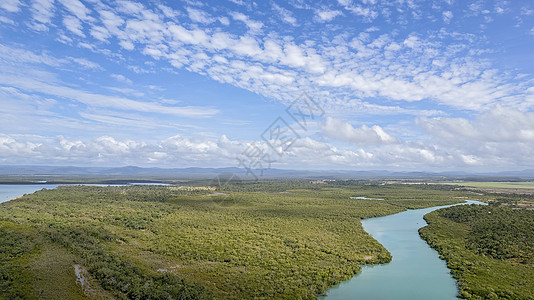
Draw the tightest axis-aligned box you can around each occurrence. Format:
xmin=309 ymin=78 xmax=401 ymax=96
xmin=1 ymin=165 xmax=534 ymax=180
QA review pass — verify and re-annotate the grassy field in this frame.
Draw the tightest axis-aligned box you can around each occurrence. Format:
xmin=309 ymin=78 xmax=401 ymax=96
xmin=420 ymin=205 xmax=534 ymax=299
xmin=0 ymin=181 xmax=476 ymax=299
xmin=438 ymin=181 xmax=534 ymax=209
xmin=439 ymin=181 xmax=534 ymax=189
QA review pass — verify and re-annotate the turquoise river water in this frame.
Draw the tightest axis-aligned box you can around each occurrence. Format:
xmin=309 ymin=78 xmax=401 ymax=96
xmin=320 ymin=200 xmax=486 ymax=300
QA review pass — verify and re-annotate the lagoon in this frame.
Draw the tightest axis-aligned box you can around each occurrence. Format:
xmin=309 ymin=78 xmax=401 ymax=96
xmin=0 ymin=182 xmax=172 ymax=204
xmin=321 ymin=200 xmax=485 ymax=300
xmin=0 ymin=184 xmax=59 ymax=204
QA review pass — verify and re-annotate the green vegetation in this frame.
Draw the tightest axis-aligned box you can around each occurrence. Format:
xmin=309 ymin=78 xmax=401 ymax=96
xmin=1 ymin=182 xmax=475 ymax=299
xmin=436 ymin=181 xmax=534 ymax=210
xmin=0 ymin=222 xmax=40 ymax=299
xmin=420 ymin=205 xmax=534 ymax=299
xmin=439 ymin=181 xmax=534 ymax=189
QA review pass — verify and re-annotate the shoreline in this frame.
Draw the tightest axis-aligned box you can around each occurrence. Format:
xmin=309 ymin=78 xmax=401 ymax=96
xmin=321 ymin=200 xmax=485 ymax=299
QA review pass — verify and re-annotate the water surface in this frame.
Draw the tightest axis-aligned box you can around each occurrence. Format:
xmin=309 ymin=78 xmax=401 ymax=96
xmin=321 ymin=200 xmax=485 ymax=300
xmin=0 ymin=184 xmax=59 ymax=203
xmin=350 ymin=196 xmax=384 ymax=200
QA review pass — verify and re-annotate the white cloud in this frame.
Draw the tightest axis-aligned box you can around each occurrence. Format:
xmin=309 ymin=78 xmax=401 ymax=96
xmin=417 ymin=107 xmax=534 ymax=167
xmin=272 ymin=3 xmax=297 ymax=26
xmin=0 ymin=44 xmax=63 ymax=67
xmin=98 ymin=9 xmax=125 ymax=34
xmin=63 ymin=15 xmax=86 ymax=37
xmin=0 ymin=134 xmax=236 ymax=166
xmin=30 ymin=0 xmax=55 ymax=30
xmin=228 ymin=0 xmax=245 ymax=5
xmin=420 ymin=107 xmax=534 ymax=143
xmin=442 ymin=11 xmax=453 ymax=23
xmin=43 ymin=0 xmax=524 ymax=114
xmin=58 ymin=0 xmax=93 ymax=21
xmin=1 ymin=0 xmax=533 ymax=171
xmin=321 ymin=117 xmax=397 ymax=145
xmin=119 ymin=40 xmax=135 ymax=50
xmin=0 ymin=0 xmax=21 ymax=12
xmin=314 ymin=9 xmax=342 ymax=22
xmin=168 ymin=24 xmax=210 ymax=46
xmin=230 ymin=11 xmax=263 ymax=33
xmin=2 ymin=1 xmax=526 ymax=117
xmin=67 ymin=57 xmax=102 ymax=70
xmin=0 ymin=134 xmax=41 ymax=157
xmin=218 ymin=16 xmax=229 ymax=25
xmin=90 ymin=25 xmax=111 ymax=41
xmin=468 ymin=1 xmax=484 ymax=16
xmin=158 ymin=4 xmax=179 ymax=19
xmin=94 ymin=136 xmax=137 ymax=155
xmin=232 ymin=36 xmax=262 ymax=56
xmin=186 ymin=7 xmax=215 ymax=24
xmin=105 ymin=87 xmax=144 ymax=97
xmin=0 ymin=16 xmax=15 ymax=25
xmin=0 ymin=74 xmax=219 ymax=118
xmin=494 ymin=1 xmax=508 ymax=14
xmin=337 ymin=0 xmax=378 ymax=21
xmin=0 ymin=132 xmax=486 ymax=170
xmin=111 ymin=73 xmax=133 ymax=84
xmin=520 ymin=7 xmax=534 ymax=16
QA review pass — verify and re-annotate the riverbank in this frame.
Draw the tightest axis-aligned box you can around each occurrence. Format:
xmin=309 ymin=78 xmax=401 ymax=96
xmin=320 ymin=200 xmax=484 ymax=300
xmin=420 ymin=204 xmax=534 ymax=299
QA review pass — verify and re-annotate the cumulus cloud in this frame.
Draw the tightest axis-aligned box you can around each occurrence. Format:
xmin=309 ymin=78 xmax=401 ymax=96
xmin=0 ymin=134 xmax=41 ymax=157
xmin=420 ymin=107 xmax=534 ymax=143
xmin=417 ymin=107 xmax=534 ymax=167
xmin=321 ymin=117 xmax=397 ymax=145
xmin=0 ymin=134 xmax=246 ymax=167
xmin=0 ymin=132 xmax=496 ymax=171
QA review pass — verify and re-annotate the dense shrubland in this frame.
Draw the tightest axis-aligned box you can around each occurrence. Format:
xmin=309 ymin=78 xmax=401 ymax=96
xmin=0 ymin=222 xmax=40 ymax=298
xmin=420 ymin=205 xmax=534 ymax=299
xmin=0 ymin=182 xmax=476 ymax=299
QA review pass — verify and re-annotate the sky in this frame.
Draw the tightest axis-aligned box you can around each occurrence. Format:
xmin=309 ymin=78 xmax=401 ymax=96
xmin=0 ymin=0 xmax=534 ymax=173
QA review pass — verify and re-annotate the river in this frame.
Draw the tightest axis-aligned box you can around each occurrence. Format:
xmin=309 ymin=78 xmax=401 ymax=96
xmin=320 ymin=200 xmax=486 ymax=300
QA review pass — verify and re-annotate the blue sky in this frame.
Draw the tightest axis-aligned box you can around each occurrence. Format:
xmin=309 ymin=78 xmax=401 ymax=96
xmin=1 ymin=0 xmax=534 ymax=172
